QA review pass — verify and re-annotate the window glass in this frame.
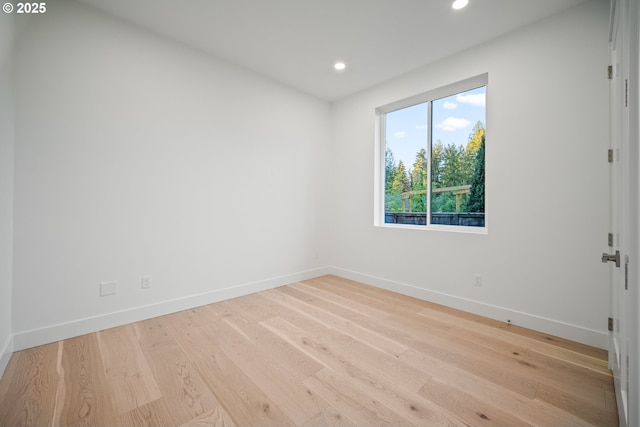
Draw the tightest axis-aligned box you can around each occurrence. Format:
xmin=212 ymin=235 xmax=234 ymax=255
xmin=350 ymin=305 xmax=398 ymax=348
xmin=379 ymin=76 xmax=486 ymax=229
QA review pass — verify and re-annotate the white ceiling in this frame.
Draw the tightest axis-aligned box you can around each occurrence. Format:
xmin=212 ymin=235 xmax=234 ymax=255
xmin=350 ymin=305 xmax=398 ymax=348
xmin=77 ymin=0 xmax=589 ymax=101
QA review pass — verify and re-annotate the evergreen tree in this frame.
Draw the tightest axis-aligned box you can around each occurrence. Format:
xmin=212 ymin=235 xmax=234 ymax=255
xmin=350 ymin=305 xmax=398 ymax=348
xmin=385 ymin=147 xmax=396 ymax=193
xmin=462 ymin=122 xmax=485 ymax=187
xmin=391 ymin=161 xmax=410 ymax=195
xmin=468 ymin=136 xmax=485 ymax=213
xmin=441 ymin=143 xmax=466 ymax=187
xmin=410 ymin=148 xmax=428 ymax=212
xmin=466 ymin=121 xmax=485 ymax=154
xmin=431 ymin=142 xmax=444 ymax=188
xmin=386 ymin=160 xmax=410 ymax=212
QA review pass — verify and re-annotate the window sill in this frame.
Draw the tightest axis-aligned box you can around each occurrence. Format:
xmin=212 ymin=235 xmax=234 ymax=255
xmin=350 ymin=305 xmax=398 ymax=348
xmin=375 ymin=222 xmax=488 ymax=234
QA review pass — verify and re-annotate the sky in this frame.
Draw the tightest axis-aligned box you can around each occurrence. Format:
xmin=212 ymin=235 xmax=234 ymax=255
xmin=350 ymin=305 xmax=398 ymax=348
xmin=385 ymin=86 xmax=486 ymax=172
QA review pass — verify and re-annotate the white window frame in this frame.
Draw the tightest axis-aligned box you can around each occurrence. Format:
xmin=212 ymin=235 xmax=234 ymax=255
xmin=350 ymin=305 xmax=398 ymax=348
xmin=374 ymin=73 xmax=488 ymax=233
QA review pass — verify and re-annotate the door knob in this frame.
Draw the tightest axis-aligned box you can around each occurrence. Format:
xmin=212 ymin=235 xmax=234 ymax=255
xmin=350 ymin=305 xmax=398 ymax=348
xmin=602 ymin=250 xmax=621 ymax=267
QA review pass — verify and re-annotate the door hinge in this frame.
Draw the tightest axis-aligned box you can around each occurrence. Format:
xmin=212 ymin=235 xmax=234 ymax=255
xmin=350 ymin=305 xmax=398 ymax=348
xmin=625 ymin=255 xmax=629 ymax=290
xmin=608 ymin=65 xmax=613 ymax=79
xmin=608 ymin=233 xmax=614 ymax=247
xmin=625 ymin=79 xmax=628 ymax=107
xmin=608 ymin=149 xmax=614 ymax=162
xmin=608 ymin=317 xmax=614 ymax=332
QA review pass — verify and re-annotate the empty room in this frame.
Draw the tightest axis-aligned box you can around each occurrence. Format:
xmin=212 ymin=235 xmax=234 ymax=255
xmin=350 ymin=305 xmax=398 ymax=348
xmin=0 ymin=0 xmax=638 ymax=426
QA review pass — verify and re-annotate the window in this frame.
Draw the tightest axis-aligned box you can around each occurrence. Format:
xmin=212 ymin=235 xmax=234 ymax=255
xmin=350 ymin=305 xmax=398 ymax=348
xmin=375 ymin=74 xmax=487 ymax=231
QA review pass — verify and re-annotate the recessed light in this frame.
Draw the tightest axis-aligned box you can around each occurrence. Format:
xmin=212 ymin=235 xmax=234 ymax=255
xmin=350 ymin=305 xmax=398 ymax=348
xmin=334 ymin=62 xmax=346 ymax=71
xmin=452 ymin=0 xmax=469 ymax=10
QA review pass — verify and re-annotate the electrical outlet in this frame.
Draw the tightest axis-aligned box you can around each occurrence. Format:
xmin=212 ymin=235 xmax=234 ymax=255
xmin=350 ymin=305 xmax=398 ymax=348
xmin=474 ymin=274 xmax=483 ymax=287
xmin=141 ymin=276 xmax=151 ymax=289
xmin=100 ymin=281 xmax=118 ymax=296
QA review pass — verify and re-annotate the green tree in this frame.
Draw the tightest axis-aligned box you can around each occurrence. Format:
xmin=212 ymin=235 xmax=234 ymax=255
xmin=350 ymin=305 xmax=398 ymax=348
xmin=391 ymin=161 xmax=410 ymax=195
xmin=466 ymin=121 xmax=485 ymax=154
xmin=410 ymin=148 xmax=428 ymax=188
xmin=385 ymin=147 xmax=396 ymax=193
xmin=409 ymin=149 xmax=428 ymax=212
xmin=462 ymin=122 xmax=485 ymax=188
xmin=431 ymin=141 xmax=444 ymax=188
xmin=468 ymin=135 xmax=485 ymax=213
xmin=441 ymin=143 xmax=466 ymax=187
xmin=385 ymin=160 xmax=410 ymax=213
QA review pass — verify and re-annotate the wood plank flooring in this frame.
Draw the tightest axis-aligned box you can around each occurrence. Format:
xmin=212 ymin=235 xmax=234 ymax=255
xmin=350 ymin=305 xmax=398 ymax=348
xmin=0 ymin=275 xmax=618 ymax=426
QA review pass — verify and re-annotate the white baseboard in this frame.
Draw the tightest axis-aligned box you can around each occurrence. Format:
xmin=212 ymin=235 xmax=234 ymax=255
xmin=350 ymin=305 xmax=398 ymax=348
xmin=12 ymin=267 xmax=330 ymax=352
xmin=0 ymin=333 xmax=13 ymax=380
xmin=328 ymin=266 xmax=609 ymax=350
xmin=11 ymin=265 xmax=608 ymax=352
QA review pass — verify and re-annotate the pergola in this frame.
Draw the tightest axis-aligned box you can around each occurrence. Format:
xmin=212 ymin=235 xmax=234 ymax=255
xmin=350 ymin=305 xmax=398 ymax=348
xmin=400 ymin=185 xmax=471 ymax=213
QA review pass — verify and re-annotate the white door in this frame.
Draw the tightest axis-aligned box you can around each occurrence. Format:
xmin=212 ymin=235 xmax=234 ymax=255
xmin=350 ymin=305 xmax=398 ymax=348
xmin=607 ymin=0 xmax=632 ymax=425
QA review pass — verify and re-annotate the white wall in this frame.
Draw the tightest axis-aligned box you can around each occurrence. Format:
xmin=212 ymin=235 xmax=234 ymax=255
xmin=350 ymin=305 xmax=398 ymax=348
xmin=0 ymin=9 xmax=15 ymax=376
xmin=8 ymin=0 xmax=612 ymax=352
xmin=329 ymin=0 xmax=611 ymax=348
xmin=12 ymin=0 xmax=331 ymax=348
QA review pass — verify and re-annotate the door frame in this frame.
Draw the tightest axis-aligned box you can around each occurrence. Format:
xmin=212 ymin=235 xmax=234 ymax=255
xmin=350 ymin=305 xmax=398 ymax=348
xmin=627 ymin=0 xmax=639 ymax=424
xmin=609 ymin=0 xmax=639 ymax=426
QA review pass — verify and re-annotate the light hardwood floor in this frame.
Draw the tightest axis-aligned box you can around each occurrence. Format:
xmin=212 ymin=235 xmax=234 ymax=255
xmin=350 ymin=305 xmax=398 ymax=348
xmin=0 ymin=275 xmax=618 ymax=426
